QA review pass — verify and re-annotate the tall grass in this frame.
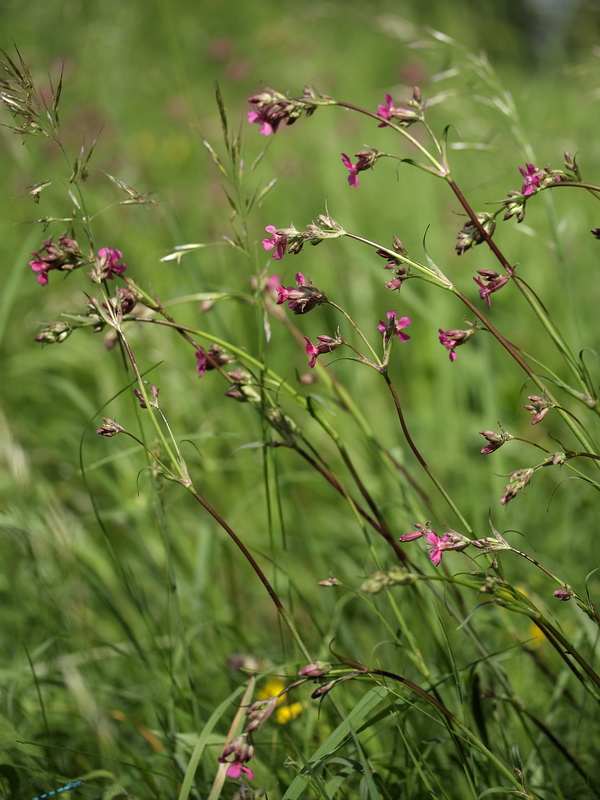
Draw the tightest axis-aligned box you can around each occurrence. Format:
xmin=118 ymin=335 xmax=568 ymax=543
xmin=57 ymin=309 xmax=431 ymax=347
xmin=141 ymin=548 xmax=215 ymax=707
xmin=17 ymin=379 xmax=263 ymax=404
xmin=1 ymin=4 xmax=600 ymax=799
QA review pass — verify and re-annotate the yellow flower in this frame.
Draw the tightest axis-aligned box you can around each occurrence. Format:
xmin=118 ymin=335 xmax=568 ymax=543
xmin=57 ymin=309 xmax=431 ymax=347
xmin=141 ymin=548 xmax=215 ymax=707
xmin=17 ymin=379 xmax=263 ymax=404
xmin=257 ymin=678 xmax=286 ymax=702
xmin=276 ymin=702 xmax=304 ymax=724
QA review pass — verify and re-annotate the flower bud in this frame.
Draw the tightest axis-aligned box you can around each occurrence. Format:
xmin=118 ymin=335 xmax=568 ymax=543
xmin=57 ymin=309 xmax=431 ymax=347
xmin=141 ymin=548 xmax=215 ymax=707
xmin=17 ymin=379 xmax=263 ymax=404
xmin=34 ymin=321 xmax=72 ymax=344
xmin=96 ymin=418 xmax=125 ymax=437
xmin=298 ymin=661 xmax=331 ymax=678
xmin=455 ymin=213 xmax=496 ymax=255
xmin=553 ymin=588 xmax=573 ymax=601
xmin=500 ymin=468 xmax=534 ymax=506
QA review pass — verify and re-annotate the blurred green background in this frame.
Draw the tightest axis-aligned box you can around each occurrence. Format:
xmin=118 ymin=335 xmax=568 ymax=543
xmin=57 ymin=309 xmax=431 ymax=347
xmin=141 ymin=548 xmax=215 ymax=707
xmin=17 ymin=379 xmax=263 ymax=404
xmin=1 ymin=0 xmax=600 ymax=797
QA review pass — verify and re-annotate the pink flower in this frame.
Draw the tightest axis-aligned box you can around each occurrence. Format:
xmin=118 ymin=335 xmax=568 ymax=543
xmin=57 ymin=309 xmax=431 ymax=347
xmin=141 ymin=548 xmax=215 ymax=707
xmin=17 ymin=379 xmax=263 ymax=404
xmin=218 ymin=758 xmax=255 ymax=780
xmin=28 ymin=236 xmax=83 ymax=286
xmin=378 ymin=311 xmax=411 ymax=342
xmin=473 ymin=270 xmax=509 ymax=308
xmin=196 ymin=346 xmax=232 ymax=377
xmin=377 ymin=93 xmax=395 ymax=125
xmin=218 ymin=735 xmax=255 ymax=780
xmin=519 ymin=163 xmax=542 ymax=196
xmin=276 ymin=272 xmax=326 ymax=314
xmin=30 ymin=257 xmax=51 ymax=286
xmin=262 ymin=226 xmax=288 ymax=260
xmin=438 ymin=326 xmax=477 ymax=361
xmin=304 ymin=334 xmax=342 ymax=368
xmin=97 ymin=248 xmax=127 ymax=279
xmin=375 ymin=92 xmax=421 ymax=127
xmin=341 ymin=149 xmax=380 ymax=188
xmin=341 ymin=153 xmax=359 ymax=188
xmin=438 ymin=329 xmax=458 ymax=361
xmin=247 ymin=108 xmax=275 ymax=136
xmin=426 ymin=531 xmax=449 ymax=566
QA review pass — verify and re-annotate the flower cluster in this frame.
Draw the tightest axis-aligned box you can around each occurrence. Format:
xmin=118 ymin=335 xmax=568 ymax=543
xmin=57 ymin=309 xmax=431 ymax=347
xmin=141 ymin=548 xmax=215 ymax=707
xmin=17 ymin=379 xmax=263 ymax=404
xmin=438 ymin=324 xmax=478 ymax=361
xmin=29 ymin=236 xmax=84 ymax=286
xmin=90 ymin=247 xmax=127 ymax=283
xmin=263 ymin=216 xmax=345 ymax=260
xmin=455 ymin=213 xmax=496 ymax=256
xmin=196 ymin=345 xmax=233 ymax=377
xmin=377 ymin=238 xmax=409 ymax=290
xmin=341 ymin=148 xmax=381 ymax=188
xmin=247 ymin=86 xmax=331 ymax=135
xmin=500 ymin=468 xmax=534 ymax=506
xmin=399 ymin=524 xmax=470 ymax=566
xmin=218 ymin=735 xmax=255 ymax=781
xmin=276 ymin=272 xmax=327 ymax=314
xmin=473 ymin=269 xmax=509 ymax=307
xmin=304 ymin=331 xmax=343 ymax=368
xmin=479 ymin=426 xmax=513 ymax=455
xmin=34 ymin=321 xmax=72 ymax=345
xmin=524 ymin=395 xmax=553 ymax=425
xmin=376 ymin=87 xmax=424 ymax=127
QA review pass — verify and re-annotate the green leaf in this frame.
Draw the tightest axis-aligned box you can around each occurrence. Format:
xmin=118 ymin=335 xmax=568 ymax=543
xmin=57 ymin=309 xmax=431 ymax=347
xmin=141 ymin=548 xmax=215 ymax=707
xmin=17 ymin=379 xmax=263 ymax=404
xmin=282 ymin=685 xmax=389 ymax=799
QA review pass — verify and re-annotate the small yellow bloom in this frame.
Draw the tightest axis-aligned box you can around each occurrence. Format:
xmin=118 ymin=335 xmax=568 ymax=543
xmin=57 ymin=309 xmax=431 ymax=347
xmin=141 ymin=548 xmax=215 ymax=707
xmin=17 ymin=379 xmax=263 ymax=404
xmin=276 ymin=702 xmax=304 ymax=724
xmin=257 ymin=678 xmax=286 ymax=702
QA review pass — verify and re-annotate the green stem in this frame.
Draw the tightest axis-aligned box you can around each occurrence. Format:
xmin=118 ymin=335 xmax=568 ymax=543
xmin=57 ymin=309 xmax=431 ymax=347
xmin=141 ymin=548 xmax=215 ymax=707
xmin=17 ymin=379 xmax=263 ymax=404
xmin=368 ymin=668 xmax=535 ymax=797
xmin=447 ymin=178 xmax=595 ymax=404
xmin=383 ymin=372 xmax=472 ymax=533
xmin=454 ymin=288 xmax=599 ymax=455
xmin=188 ymin=486 xmax=311 ymax=662
xmin=335 ymin=101 xmax=446 ymax=175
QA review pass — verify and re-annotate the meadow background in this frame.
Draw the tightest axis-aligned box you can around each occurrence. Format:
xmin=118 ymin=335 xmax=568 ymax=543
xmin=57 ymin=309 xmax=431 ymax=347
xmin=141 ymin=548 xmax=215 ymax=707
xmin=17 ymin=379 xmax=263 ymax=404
xmin=1 ymin=0 xmax=600 ymax=798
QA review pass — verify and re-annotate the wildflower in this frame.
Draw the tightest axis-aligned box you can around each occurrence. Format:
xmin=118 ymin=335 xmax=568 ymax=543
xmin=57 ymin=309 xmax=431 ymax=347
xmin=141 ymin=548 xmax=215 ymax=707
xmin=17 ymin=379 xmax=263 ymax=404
xmin=276 ymin=272 xmax=326 ymax=314
xmin=400 ymin=524 xmax=469 ymax=564
xmin=304 ymin=332 xmax=343 ymax=368
xmin=29 ymin=255 xmax=51 ymax=286
xmin=524 ymin=395 xmax=552 ymax=424
xmin=29 ymin=236 xmax=83 ymax=286
xmin=276 ymin=702 xmax=304 ymax=724
xmin=519 ymin=163 xmax=542 ymax=196
xmin=438 ymin=325 xmax=477 ymax=361
xmin=96 ymin=248 xmax=126 ymax=280
xmin=500 ymin=468 xmax=534 ymax=506
xmin=196 ymin=345 xmax=232 ymax=377
xmin=220 ymin=759 xmax=254 ymax=780
xmin=262 ymin=225 xmax=288 ymax=260
xmin=378 ymin=310 xmax=411 ymax=342
xmin=479 ymin=427 xmax=512 ymax=455
xmin=218 ymin=736 xmax=254 ymax=781
xmin=247 ymin=87 xmax=322 ymax=135
xmin=473 ymin=269 xmax=509 ymax=308
xmin=376 ymin=90 xmax=422 ymax=127
xmin=455 ymin=214 xmax=496 ymax=255
xmin=341 ymin=149 xmax=380 ymax=188
xmin=427 ymin=531 xmax=450 ymax=566
xmin=341 ymin=153 xmax=360 ymax=187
